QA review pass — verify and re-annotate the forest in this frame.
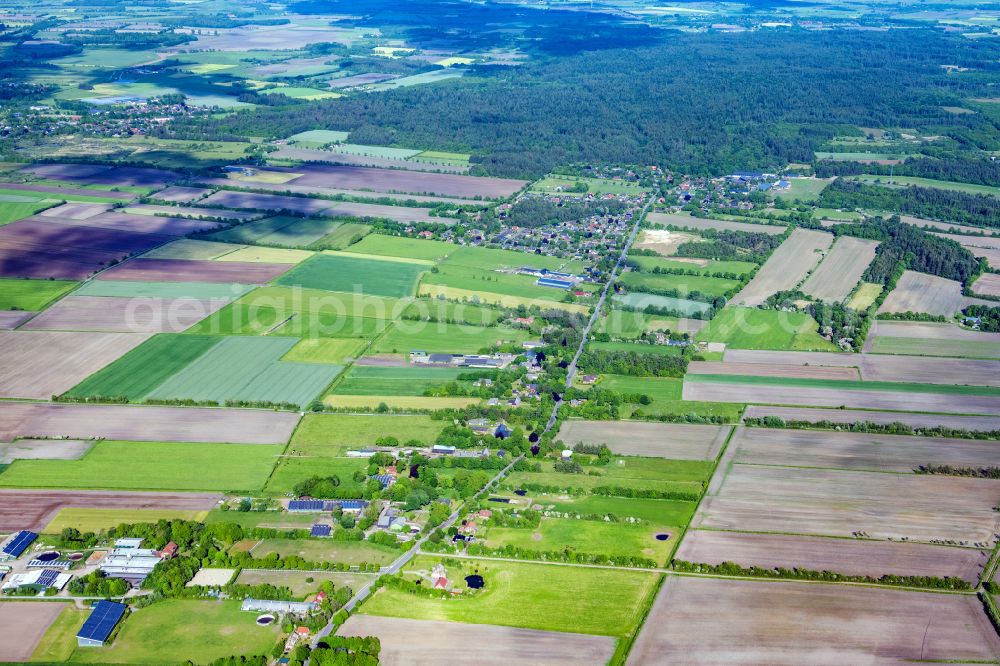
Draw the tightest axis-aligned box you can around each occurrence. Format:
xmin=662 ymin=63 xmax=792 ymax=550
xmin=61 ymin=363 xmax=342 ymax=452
xmin=818 ymin=179 xmax=1000 ymax=228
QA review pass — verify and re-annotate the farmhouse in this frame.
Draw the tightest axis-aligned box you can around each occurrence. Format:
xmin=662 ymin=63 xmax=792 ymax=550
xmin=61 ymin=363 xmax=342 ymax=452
xmin=77 ymin=600 xmax=127 ymax=648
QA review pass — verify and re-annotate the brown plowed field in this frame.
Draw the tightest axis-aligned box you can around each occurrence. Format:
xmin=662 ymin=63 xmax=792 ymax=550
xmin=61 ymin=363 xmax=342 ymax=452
xmin=21 ymin=164 xmax=177 ymax=188
xmin=0 ymin=330 xmax=151 ymax=398
xmin=38 ymin=202 xmax=113 ymax=219
xmin=972 ymin=273 xmax=1000 ymax=297
xmin=684 ymin=380 xmax=1000 ymax=415
xmin=46 ymin=211 xmax=221 ymax=235
xmin=647 ymin=212 xmax=787 ymax=235
xmin=743 ymin=405 xmax=1000 ymax=430
xmin=694 ymin=464 xmax=1000 ymax=543
xmin=675 ymin=531 xmax=988 ymax=582
xmin=200 ymin=190 xmax=333 ymax=215
xmin=732 ymin=228 xmax=833 ymax=306
xmin=125 ymin=204 xmax=257 ymax=221
xmin=21 ymin=295 xmax=227 ymax=333
xmin=868 ymin=319 xmax=1000 ymax=341
xmin=98 ymin=258 xmax=293 ymax=283
xmin=0 ymin=602 xmax=69 ymax=661
xmin=0 ymin=402 xmax=300 ymax=445
xmin=0 ymin=488 xmax=221 ymax=531
xmin=688 ymin=360 xmax=860 ymax=381
xmin=341 ymin=615 xmax=616 ymax=666
xmin=878 ymin=270 xmax=993 ymax=316
xmin=933 ymin=231 xmax=1000 ymax=250
xmin=627 ymin=577 xmax=1000 ymax=665
xmin=556 ymin=420 xmax=730 ymax=460
xmin=0 ymin=180 xmax=134 ymax=200
xmin=282 ymin=164 xmax=526 ymax=199
xmin=800 ymin=236 xmax=879 ymax=302
xmin=730 ymin=426 xmax=1000 ymax=472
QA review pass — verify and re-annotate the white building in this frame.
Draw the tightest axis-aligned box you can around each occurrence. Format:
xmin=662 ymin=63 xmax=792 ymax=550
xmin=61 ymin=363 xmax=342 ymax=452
xmin=99 ymin=548 xmax=163 ymax=584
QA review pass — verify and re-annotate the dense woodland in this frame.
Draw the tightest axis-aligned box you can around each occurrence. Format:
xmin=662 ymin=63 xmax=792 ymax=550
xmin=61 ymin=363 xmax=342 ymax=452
xmin=815 ymin=157 xmax=1000 ymax=187
xmin=160 ymin=30 xmax=1000 ymax=178
xmin=818 ymin=180 xmax=1000 ymax=228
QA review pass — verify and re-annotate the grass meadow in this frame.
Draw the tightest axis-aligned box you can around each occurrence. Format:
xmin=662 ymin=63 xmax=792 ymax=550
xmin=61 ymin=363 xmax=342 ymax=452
xmin=331 ymin=365 xmax=470 ymax=396
xmin=277 ymin=253 xmax=426 ymax=298
xmin=0 ymin=278 xmax=76 ymax=310
xmin=484 ymin=518 xmax=677 ymax=564
xmin=597 ymin=374 xmax=745 ymax=420
xmin=695 ymin=307 xmax=837 ymax=351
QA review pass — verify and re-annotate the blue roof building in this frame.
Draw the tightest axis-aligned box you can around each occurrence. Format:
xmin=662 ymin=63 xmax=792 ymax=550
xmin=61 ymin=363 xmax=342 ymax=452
xmin=536 ymin=278 xmax=574 ymax=289
xmin=288 ymin=500 xmax=325 ymax=512
xmin=310 ymin=525 xmax=332 ymax=538
xmin=1 ymin=530 xmax=37 ymax=560
xmin=77 ymin=600 xmax=127 ymax=647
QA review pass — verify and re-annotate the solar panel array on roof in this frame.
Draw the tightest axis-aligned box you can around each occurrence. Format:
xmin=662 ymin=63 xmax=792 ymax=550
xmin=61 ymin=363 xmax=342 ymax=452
xmin=77 ymin=600 xmax=127 ymax=644
xmin=337 ymin=500 xmax=368 ymax=510
xmin=310 ymin=525 xmax=332 ymax=537
xmin=288 ymin=500 xmax=324 ymax=512
xmin=36 ymin=569 xmax=60 ymax=587
xmin=2 ymin=530 xmax=37 ymax=557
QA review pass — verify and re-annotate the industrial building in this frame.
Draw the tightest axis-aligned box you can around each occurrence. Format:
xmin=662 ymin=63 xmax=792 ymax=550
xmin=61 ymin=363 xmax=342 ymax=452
xmin=77 ymin=600 xmax=127 ymax=647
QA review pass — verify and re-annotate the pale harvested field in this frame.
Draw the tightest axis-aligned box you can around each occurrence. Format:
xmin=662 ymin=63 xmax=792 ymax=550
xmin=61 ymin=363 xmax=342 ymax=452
xmin=647 ymin=212 xmax=787 ymax=235
xmin=323 ymin=201 xmax=455 ymax=224
xmin=722 ymin=349 xmax=1000 ymax=386
xmin=556 ymin=420 xmax=730 ymax=460
xmin=0 ymin=402 xmax=299 ymax=444
xmin=0 ymin=488 xmax=221 ymax=532
xmin=688 ymin=360 xmax=860 ymax=381
xmin=39 ymin=202 xmax=112 ymax=219
xmin=0 ymin=602 xmax=69 ymax=662
xmin=743 ymin=405 xmax=1000 ymax=430
xmin=693 ymin=464 xmax=1000 ymax=543
xmin=732 ymin=228 xmax=833 ymax=306
xmin=271 ymin=146 xmax=468 ymax=174
xmin=186 ymin=568 xmax=236 ymax=587
xmin=0 ymin=438 xmax=92 ymax=464
xmin=972 ymin=272 xmax=1000 ymax=297
xmin=970 ymin=246 xmax=1000 ymax=268
xmin=800 ymin=236 xmax=879 ymax=302
xmin=730 ymin=426 xmax=1000 ymax=472
xmin=99 ymin=258 xmax=293 ymax=283
xmin=152 ymin=186 xmax=212 ymax=203
xmin=20 ymin=295 xmax=227 ymax=333
xmin=870 ymin=319 xmax=1000 ymax=342
xmin=285 ymin=164 xmax=526 ymax=199
xmin=202 ymin=175 xmax=475 ymax=203
xmin=627 ymin=577 xmax=1000 ymax=665
xmin=899 ymin=215 xmax=981 ymax=232
xmin=0 ymin=310 xmax=33 ymax=329
xmin=675 ymin=531 xmax=987 ymax=582
xmin=632 ymin=229 xmax=698 ymax=256
xmin=684 ymin=380 xmax=1000 ymax=415
xmin=0 ymin=330 xmax=150 ymax=398
xmin=878 ymin=270 xmax=993 ymax=316
xmin=933 ymin=231 xmax=1000 ymax=250
xmin=341 ymin=615 xmax=616 ymax=666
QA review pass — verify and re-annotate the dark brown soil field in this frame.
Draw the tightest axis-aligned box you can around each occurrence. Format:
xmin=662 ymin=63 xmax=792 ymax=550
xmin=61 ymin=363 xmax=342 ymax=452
xmin=628 ymin=577 xmax=1000 ymax=665
xmin=0 ymin=330 xmax=151 ymax=398
xmin=38 ymin=202 xmax=113 ymax=219
xmin=99 ymin=258 xmax=294 ymax=283
xmin=22 ymin=164 xmax=177 ymax=188
xmin=0 ymin=402 xmax=300 ymax=445
xmin=200 ymin=190 xmax=335 ymax=215
xmin=743 ymin=405 xmax=1000 ymax=430
xmin=688 ymin=360 xmax=860 ymax=381
xmin=0 ymin=602 xmax=69 ymax=661
xmin=557 ymin=420 xmax=730 ymax=460
xmin=285 ymin=164 xmax=526 ymax=199
xmin=340 ymin=615 xmax=616 ymax=666
xmin=0 ymin=488 xmax=221 ymax=531
xmin=324 ymin=201 xmax=454 ymax=223
xmin=21 ymin=295 xmax=228 ymax=333
xmin=675 ymin=531 xmax=988 ymax=582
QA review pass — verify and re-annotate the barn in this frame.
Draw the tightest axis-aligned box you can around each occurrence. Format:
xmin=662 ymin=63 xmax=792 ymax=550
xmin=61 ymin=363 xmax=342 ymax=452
xmin=77 ymin=600 xmax=127 ymax=647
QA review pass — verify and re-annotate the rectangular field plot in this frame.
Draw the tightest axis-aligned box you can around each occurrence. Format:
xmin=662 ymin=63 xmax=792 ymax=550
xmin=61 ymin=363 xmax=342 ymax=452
xmin=142 ymin=239 xmax=244 ymax=260
xmin=20 ymin=295 xmax=229 ymax=333
xmin=74 ymin=279 xmax=253 ymax=300
xmin=276 ymin=253 xmax=426 ymax=297
xmin=611 ymin=292 xmax=711 ymax=316
xmin=538 ymin=494 xmax=698 ymax=526
xmin=147 ymin=336 xmax=342 ymax=408
xmin=675 ymin=531 xmax=988 ymax=583
xmin=973 ymin=272 xmax=1000 ymax=297
xmin=0 ymin=602 xmax=69 ymax=662
xmin=556 ymin=420 xmax=729 ymax=460
xmin=374 ymin=322 xmax=530 ymax=354
xmin=44 ymin=507 xmax=209 ymax=533
xmin=627 ymin=577 xmax=1000 ymax=665
xmin=598 ymin=374 xmax=745 ymax=421
xmin=694 ymin=463 xmax=1000 ymax=543
xmin=732 ymin=228 xmax=833 ymax=306
xmin=743 ymin=405 xmax=1000 ymax=431
xmin=0 ymin=330 xmax=151 ymax=399
xmin=647 ymin=211 xmax=787 ymax=235
xmin=878 ymin=270 xmax=992 ymax=316
xmin=618 ymin=271 xmax=739 ymax=299
xmin=266 ymin=455 xmax=368 ymax=495
xmin=344 ymin=234 xmax=457 ymax=262
xmin=151 ymin=186 xmax=212 ymax=203
xmin=65 ymin=334 xmax=220 ymax=401
xmin=99 ymin=258 xmax=294 ymax=284
xmin=340 ymin=615 xmax=616 ymax=666
xmin=627 ymin=255 xmax=757 ymax=277
xmin=0 ymin=278 xmax=76 ymax=310
xmin=507 ymin=456 xmax=711 ymax=495
xmin=688 ymin=361 xmax=859 ymax=381
xmin=291 ymin=414 xmax=445 ymax=453
xmin=362 ymin=555 xmax=659 ymax=639
xmin=866 ymin=320 xmax=1000 ymax=359
xmin=695 ymin=307 xmax=835 ymax=351
xmin=484 ymin=518 xmax=677 ymax=564
xmin=278 ymin=164 xmax=526 ymax=199
xmin=253 ymin=538 xmax=399 ymax=566
xmin=324 ymin=395 xmax=479 ymax=410
xmin=208 ymin=215 xmax=344 ymax=247
xmin=331 ymin=365 xmax=469 ymax=396
xmin=0 ymin=488 xmax=221 ymax=532
xmin=800 ymin=236 xmax=879 ymax=302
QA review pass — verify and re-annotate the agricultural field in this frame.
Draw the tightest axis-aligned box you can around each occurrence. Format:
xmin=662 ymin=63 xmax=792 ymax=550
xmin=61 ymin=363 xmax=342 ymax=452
xmin=694 ymin=307 xmax=836 ymax=351
xmin=618 ymin=271 xmax=740 ymax=299
xmin=799 ymin=236 xmax=879 ymax=302
xmin=627 ymin=255 xmax=756 ymax=277
xmin=142 ymin=239 xmax=243 ymax=260
xmin=741 ymin=405 xmax=1000 ymax=431
xmin=276 ymin=253 xmax=427 ymax=297
xmin=208 ymin=215 xmax=344 ymax=247
xmin=330 ymin=365 xmax=470 ymax=397
xmin=731 ymin=228 xmax=833 ymax=306
xmin=236 ymin=570 xmax=373 ymax=600
xmin=846 ymin=174 xmax=1000 ymax=197
xmin=597 ymin=374 xmax=746 ymax=421
xmin=99 ymin=258 xmax=294 ymax=284
xmin=688 ymin=360 xmax=860 ymax=381
xmin=374 ymin=322 xmax=530 ymax=354
xmin=628 ymin=577 xmax=1000 ymax=665
xmin=343 ymin=234 xmax=457 ymax=262
xmin=265 ymin=455 xmax=368 ymax=495
xmin=283 ymin=337 xmax=365 ymax=364
xmin=74 ymin=279 xmax=253 ymax=300
xmin=878 ymin=270 xmax=992 ymax=316
xmin=21 ymin=295 xmax=229 ymax=334
xmin=323 ymin=395 xmax=479 ymax=410
xmin=253 ymin=538 xmax=399 ymax=566
xmin=43 ymin=507 xmax=210 ymax=533
xmin=362 ymin=555 xmax=660 ymax=639
xmin=0 ymin=602 xmax=69 ymax=662
xmin=595 ymin=309 xmax=706 ymax=338
xmin=611 ymin=292 xmax=712 ymax=316
xmin=484 ymin=518 xmax=677 ymax=564
xmin=866 ymin=320 xmax=1000 ymax=359
xmin=340 ymin=615 xmax=616 ymax=666
xmin=588 ymin=341 xmax=683 ymax=356
xmin=0 ymin=440 xmax=282 ymax=492
xmin=972 ymin=272 xmax=1000 ymax=297
xmin=0 ymin=278 xmax=76 ymax=310
xmin=530 ymin=175 xmax=646 ymax=196
xmin=647 ymin=211 xmax=787 ymax=235
xmin=771 ymin=177 xmax=832 ymax=201
xmin=846 ymin=281 xmax=882 ymax=309
xmin=506 ymin=455 xmax=711 ymax=496
xmin=556 ymin=420 xmax=730 ymax=460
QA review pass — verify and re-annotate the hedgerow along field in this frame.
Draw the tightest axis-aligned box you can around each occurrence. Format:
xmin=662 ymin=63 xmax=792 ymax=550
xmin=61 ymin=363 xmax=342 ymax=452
xmin=276 ymin=253 xmax=427 ymax=297
xmin=0 ymin=440 xmax=282 ymax=492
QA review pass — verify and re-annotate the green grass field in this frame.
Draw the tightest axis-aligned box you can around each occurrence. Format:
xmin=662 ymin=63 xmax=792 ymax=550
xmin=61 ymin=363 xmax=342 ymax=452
xmin=772 ymin=178 xmax=832 ymax=202
xmin=147 ymin=336 xmax=341 ymax=407
xmin=846 ymin=175 xmax=1000 ymax=198
xmin=443 ymin=246 xmax=581 ymax=272
xmin=235 ymin=570 xmax=372 ymax=599
xmin=695 ymin=307 xmax=837 ymax=351
xmin=343 ymin=234 xmax=457 ymax=262
xmin=587 ymin=341 xmax=682 ymax=355
xmin=324 ymin=395 xmax=479 ymax=409
xmin=0 ymin=441 xmax=281 ymax=492
xmin=277 ymin=253 xmax=427 ymax=297
xmin=288 ymin=129 xmax=350 ymax=144
xmin=507 ymin=456 xmax=710 ymax=494
xmin=65 ymin=334 xmax=220 ymax=401
xmin=266 ymin=456 xmax=368 ymax=495
xmin=687 ymin=373 xmax=1000 ymax=396
xmin=143 ymin=239 xmax=243 ymax=260
xmin=43 ymin=508 xmax=210 ymax=533
xmin=283 ymin=337 xmax=365 ymax=363
xmin=30 ymin=605 xmax=87 ymax=663
xmin=619 ymin=272 xmax=740 ymax=298
xmin=484 ymin=518 xmax=676 ymax=564
xmin=209 ymin=216 xmax=343 ymax=247
xmin=539 ymin=494 xmax=698 ymax=525
xmin=309 ymin=223 xmax=371 ymax=250
xmin=0 ymin=200 xmax=56 ymax=225
xmin=290 ymin=413 xmax=445 ymax=454
xmin=598 ymin=374 xmax=745 ymax=420
xmin=0 ymin=278 xmax=76 ymax=310
xmin=69 ymin=600 xmax=278 ymax=665
xmin=530 ymin=175 xmax=646 ymax=196
xmin=331 ymin=365 xmax=470 ymax=396
xmin=612 ymin=292 xmax=712 ymax=316
xmin=329 ymin=144 xmax=420 ymax=159
xmin=374 ymin=322 xmax=530 ymax=354
xmin=628 ymin=256 xmax=756 ymax=276
xmin=847 ymin=282 xmax=883 ymax=310
xmin=253 ymin=538 xmax=398 ymax=565
xmin=364 ymin=555 xmax=659 ymax=638
xmin=401 ymin=298 xmax=502 ymax=325
xmin=423 ymin=263 xmax=592 ymax=302
xmin=595 ymin=309 xmax=688 ymax=338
